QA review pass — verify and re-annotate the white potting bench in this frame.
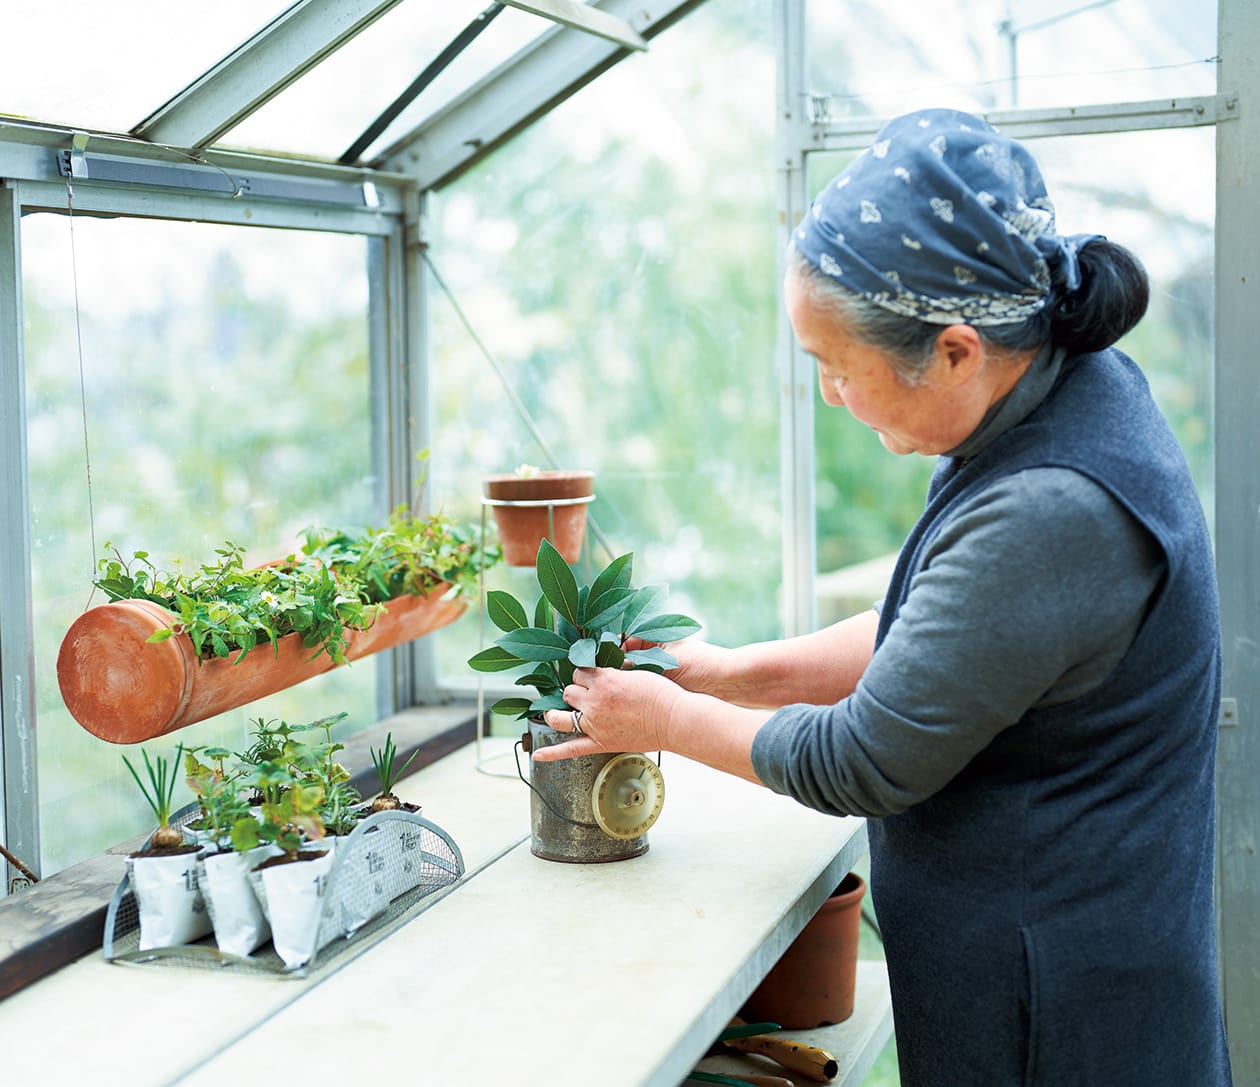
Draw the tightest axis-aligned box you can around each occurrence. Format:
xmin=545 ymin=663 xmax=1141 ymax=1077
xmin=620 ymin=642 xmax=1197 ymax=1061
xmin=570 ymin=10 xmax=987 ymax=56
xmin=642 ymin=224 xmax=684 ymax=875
xmin=0 ymin=731 xmax=892 ymax=1087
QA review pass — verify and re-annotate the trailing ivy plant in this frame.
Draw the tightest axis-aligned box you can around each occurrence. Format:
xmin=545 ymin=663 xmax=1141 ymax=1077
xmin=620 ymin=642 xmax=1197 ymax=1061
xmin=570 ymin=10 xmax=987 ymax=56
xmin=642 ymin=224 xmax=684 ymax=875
xmin=467 ymin=539 xmax=701 ymax=721
xmin=93 ymin=507 xmax=494 ymax=665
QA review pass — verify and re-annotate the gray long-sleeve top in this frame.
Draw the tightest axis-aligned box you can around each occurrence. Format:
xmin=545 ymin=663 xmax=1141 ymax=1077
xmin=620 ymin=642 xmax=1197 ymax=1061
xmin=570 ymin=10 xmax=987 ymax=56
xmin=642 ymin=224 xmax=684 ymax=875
xmin=750 ymin=346 xmax=1165 ymax=818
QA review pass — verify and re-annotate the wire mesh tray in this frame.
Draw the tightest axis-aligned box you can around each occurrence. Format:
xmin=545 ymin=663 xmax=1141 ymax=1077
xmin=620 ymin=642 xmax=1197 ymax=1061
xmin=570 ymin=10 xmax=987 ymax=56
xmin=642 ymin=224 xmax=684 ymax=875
xmin=103 ymin=807 xmax=464 ymax=977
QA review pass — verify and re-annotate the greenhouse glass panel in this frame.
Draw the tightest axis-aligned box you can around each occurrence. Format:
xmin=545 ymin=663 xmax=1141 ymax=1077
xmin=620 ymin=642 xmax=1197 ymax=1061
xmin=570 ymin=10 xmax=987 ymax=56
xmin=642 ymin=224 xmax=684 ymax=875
xmin=0 ymin=1 xmax=292 ymax=135
xmin=425 ymin=0 xmax=780 ymax=703
xmin=804 ymin=0 xmax=1217 ymax=118
xmin=226 ymin=2 xmax=548 ymax=161
xmin=22 ymin=215 xmax=379 ymax=875
xmin=809 ymin=124 xmax=1215 ymax=623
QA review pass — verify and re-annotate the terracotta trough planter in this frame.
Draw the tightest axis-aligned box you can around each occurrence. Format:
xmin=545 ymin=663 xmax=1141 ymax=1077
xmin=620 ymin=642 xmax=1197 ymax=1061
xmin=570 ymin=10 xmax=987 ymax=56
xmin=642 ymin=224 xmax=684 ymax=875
xmin=57 ymin=587 xmax=466 ymax=744
xmin=483 ymin=470 xmax=594 ymax=567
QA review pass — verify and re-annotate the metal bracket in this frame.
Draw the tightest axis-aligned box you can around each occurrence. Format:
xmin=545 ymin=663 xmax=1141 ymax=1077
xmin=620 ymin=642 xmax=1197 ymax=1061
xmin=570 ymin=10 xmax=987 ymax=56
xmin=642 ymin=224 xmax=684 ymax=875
xmin=57 ymin=130 xmax=91 ymax=181
xmin=1220 ymin=697 xmax=1239 ymax=729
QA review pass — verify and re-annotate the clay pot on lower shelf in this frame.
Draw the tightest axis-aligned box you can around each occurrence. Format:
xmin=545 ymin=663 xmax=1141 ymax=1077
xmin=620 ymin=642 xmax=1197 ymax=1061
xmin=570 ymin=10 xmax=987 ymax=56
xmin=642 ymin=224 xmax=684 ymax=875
xmin=57 ymin=586 xmax=466 ymax=744
xmin=742 ymin=871 xmax=867 ymax=1029
xmin=483 ymin=470 xmax=594 ymax=566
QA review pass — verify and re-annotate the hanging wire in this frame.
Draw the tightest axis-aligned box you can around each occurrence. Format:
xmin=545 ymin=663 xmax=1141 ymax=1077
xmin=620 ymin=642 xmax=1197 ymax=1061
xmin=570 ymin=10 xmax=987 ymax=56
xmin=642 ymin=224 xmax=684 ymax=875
xmin=421 ymin=248 xmax=615 ymax=561
xmin=65 ymin=175 xmax=99 ymax=599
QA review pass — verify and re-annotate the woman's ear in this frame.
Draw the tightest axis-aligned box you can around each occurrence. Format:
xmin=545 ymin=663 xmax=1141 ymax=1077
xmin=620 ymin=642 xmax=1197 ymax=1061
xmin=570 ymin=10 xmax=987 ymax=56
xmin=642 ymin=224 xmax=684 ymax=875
xmin=933 ymin=324 xmax=985 ymax=385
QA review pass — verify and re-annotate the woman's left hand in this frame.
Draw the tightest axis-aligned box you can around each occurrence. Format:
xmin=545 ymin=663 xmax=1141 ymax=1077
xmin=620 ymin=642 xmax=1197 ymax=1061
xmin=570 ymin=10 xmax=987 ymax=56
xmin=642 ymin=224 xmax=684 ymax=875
xmin=537 ymin=667 xmax=682 ymax=761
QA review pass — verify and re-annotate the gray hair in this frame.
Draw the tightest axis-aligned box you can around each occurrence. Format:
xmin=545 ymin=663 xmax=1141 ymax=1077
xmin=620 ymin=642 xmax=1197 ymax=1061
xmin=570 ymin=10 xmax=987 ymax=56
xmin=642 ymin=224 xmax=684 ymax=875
xmin=786 ymin=245 xmax=1052 ymax=385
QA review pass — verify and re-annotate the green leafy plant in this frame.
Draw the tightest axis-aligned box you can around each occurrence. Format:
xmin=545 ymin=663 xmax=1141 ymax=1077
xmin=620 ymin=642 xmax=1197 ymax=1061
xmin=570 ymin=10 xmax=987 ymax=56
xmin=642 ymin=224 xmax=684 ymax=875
xmin=467 ymin=539 xmax=701 ymax=720
xmin=183 ymin=745 xmax=252 ymax=849
xmin=93 ymin=508 xmax=495 ymax=666
xmin=122 ymin=744 xmax=186 ymax=851
xmin=227 ymin=713 xmax=361 ymax=850
xmin=369 ymin=732 xmax=419 ymax=812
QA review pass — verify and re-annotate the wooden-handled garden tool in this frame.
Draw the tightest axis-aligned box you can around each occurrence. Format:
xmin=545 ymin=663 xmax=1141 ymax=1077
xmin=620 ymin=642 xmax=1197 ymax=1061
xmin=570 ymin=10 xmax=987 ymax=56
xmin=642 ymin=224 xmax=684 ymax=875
xmin=690 ymin=1018 xmax=840 ymax=1084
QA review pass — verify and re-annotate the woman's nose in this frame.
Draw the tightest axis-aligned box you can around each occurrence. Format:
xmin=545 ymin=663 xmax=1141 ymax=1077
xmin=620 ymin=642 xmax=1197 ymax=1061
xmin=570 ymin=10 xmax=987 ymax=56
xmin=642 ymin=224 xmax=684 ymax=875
xmin=818 ymin=370 xmax=845 ymax=407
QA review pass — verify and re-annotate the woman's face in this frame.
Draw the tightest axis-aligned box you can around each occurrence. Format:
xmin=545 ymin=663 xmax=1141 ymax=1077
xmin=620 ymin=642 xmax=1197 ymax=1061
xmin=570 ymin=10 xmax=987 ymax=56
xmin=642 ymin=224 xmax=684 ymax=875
xmin=784 ymin=274 xmax=972 ymax=457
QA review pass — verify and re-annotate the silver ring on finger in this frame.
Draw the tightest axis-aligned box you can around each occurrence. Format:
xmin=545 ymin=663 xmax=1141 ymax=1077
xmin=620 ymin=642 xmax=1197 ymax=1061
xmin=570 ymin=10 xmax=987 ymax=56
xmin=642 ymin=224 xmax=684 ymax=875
xmin=570 ymin=709 xmax=584 ymax=735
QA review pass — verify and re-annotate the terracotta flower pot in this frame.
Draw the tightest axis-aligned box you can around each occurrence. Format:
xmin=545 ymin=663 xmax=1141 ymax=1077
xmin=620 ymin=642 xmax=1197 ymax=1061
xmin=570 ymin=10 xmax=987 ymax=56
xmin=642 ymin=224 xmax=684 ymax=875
xmin=56 ymin=586 xmax=466 ymax=744
xmin=742 ymin=871 xmax=866 ymax=1029
xmin=483 ymin=471 xmax=594 ymax=567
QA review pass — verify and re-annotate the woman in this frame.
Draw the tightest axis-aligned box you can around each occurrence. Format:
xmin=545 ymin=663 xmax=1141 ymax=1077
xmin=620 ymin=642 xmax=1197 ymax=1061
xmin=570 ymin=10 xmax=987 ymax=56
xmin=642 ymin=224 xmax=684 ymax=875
xmin=536 ymin=108 xmax=1231 ymax=1085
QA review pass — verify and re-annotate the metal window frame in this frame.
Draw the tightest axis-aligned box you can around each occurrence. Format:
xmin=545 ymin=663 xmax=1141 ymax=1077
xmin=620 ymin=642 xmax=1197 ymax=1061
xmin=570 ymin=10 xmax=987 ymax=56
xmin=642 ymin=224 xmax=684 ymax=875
xmin=0 ymin=131 xmax=426 ymax=892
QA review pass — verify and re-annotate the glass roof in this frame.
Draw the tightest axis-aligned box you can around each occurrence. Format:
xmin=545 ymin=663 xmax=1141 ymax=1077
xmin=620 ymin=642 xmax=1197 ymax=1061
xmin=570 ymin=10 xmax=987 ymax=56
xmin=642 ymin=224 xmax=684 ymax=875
xmin=226 ymin=2 xmax=549 ymax=162
xmin=0 ymin=0 xmax=293 ymax=135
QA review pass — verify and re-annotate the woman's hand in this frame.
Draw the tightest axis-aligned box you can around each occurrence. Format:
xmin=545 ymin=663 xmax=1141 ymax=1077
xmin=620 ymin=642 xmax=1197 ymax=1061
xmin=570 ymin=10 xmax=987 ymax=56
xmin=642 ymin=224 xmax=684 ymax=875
xmin=622 ymin=636 xmax=732 ymax=697
xmin=537 ymin=667 xmax=682 ymax=761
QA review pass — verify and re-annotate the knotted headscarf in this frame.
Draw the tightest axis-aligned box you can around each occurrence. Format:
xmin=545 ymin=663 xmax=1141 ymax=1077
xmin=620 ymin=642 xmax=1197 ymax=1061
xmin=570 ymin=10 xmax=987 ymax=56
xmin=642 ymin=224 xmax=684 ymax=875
xmin=793 ymin=108 xmax=1100 ymax=326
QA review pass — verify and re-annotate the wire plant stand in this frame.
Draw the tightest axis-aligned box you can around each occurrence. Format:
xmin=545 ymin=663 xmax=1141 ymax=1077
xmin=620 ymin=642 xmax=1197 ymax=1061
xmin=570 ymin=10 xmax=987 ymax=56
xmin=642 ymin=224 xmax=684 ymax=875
xmin=103 ymin=806 xmax=464 ymax=978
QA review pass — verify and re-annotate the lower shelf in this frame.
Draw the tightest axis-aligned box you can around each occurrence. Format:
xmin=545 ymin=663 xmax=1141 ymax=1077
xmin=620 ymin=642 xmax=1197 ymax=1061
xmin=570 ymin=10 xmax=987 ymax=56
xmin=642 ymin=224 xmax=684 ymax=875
xmin=686 ymin=959 xmax=895 ymax=1087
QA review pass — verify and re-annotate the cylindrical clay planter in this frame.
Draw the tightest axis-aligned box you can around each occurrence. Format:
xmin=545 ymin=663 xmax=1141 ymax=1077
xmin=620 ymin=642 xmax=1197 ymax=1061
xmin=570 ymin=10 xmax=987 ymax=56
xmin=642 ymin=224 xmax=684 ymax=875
xmin=57 ymin=586 xmax=466 ymax=744
xmin=742 ymin=871 xmax=867 ymax=1028
xmin=483 ymin=471 xmax=594 ymax=567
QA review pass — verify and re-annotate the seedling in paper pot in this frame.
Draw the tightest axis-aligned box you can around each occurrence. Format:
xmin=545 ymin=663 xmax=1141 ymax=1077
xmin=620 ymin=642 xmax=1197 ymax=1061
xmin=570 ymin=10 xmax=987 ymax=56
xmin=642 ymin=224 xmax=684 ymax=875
xmin=122 ymin=744 xmax=186 ymax=851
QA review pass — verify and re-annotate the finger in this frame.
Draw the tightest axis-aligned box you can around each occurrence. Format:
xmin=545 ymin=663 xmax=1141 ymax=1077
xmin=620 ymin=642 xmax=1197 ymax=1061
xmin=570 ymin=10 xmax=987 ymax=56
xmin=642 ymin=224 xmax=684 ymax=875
xmin=532 ymin=738 xmax=600 ymax=762
xmin=544 ymin=708 xmax=581 ymax=732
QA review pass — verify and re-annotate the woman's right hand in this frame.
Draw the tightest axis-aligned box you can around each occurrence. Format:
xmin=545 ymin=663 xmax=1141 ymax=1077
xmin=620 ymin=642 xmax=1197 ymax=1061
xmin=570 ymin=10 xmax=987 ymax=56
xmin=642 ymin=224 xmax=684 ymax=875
xmin=624 ymin=636 xmax=732 ymax=698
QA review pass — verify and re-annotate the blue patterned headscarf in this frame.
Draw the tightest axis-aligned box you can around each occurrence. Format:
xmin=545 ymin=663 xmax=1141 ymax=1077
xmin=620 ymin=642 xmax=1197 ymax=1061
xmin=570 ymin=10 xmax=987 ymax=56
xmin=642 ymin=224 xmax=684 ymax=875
xmin=793 ymin=108 xmax=1099 ymax=326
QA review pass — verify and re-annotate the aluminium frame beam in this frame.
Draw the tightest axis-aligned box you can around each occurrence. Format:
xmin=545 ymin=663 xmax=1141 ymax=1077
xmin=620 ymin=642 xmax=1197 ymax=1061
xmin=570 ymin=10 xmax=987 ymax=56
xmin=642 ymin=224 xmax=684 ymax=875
xmin=1213 ymin=0 xmax=1260 ymax=1076
xmin=133 ymin=0 xmax=408 ymax=150
xmin=806 ymin=94 xmax=1234 ymax=152
xmin=377 ymin=0 xmax=705 ymax=190
xmin=0 ymin=181 xmax=39 ymax=893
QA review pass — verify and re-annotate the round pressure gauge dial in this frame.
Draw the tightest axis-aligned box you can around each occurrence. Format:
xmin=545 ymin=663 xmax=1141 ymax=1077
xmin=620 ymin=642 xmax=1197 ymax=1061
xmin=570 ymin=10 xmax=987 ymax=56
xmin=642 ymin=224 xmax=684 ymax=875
xmin=591 ymin=753 xmax=665 ymax=840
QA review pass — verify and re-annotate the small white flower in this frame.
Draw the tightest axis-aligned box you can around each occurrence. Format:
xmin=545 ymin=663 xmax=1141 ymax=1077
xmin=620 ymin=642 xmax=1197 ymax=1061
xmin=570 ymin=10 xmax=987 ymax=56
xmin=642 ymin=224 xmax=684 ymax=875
xmin=871 ymin=139 xmax=891 ymax=158
xmin=930 ymin=197 xmax=954 ymax=223
xmin=977 ymin=241 xmax=991 ymax=255
xmin=885 ymin=270 xmax=902 ymax=284
xmin=930 ymin=135 xmax=948 ymax=157
xmin=893 ymin=166 xmax=912 ymax=184
xmin=835 ymin=230 xmax=846 ymax=244
xmin=860 ymin=200 xmax=882 ymax=223
xmin=954 ymin=266 xmax=977 ymax=285
xmin=835 ymin=176 xmax=852 ymax=190
xmin=819 ymin=253 xmax=843 ymax=277
xmin=917 ymin=118 xmax=931 ymax=128
xmin=976 ymin=191 xmax=997 ymax=208
xmin=812 ymin=202 xmax=823 ymax=219
xmin=901 ymin=234 xmax=923 ymax=250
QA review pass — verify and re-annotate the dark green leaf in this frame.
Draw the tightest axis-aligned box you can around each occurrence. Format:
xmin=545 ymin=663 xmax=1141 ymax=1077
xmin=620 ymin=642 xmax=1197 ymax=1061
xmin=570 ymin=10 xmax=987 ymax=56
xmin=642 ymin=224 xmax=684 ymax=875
xmin=582 ymin=586 xmax=634 ymax=632
xmin=626 ymin=646 xmax=679 ymax=670
xmin=619 ymin=585 xmax=667 ymax=633
xmin=489 ymin=697 xmax=533 ymax=719
xmin=627 ymin=613 xmax=702 ymax=643
xmin=536 ymin=539 xmax=580 ymax=626
xmin=530 ymin=693 xmax=570 ymax=713
xmin=557 ymin=659 xmax=576 ymax=688
xmin=589 ymin=552 xmax=633 ymax=603
xmin=467 ymin=646 xmax=525 ymax=672
xmin=497 ymin=627 xmax=572 ymax=662
xmin=595 ymin=640 xmax=626 ymax=669
xmin=534 ymin=595 xmax=554 ymax=631
xmin=516 ymin=667 xmax=561 ymax=693
xmin=486 ymin=590 xmax=529 ymax=633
